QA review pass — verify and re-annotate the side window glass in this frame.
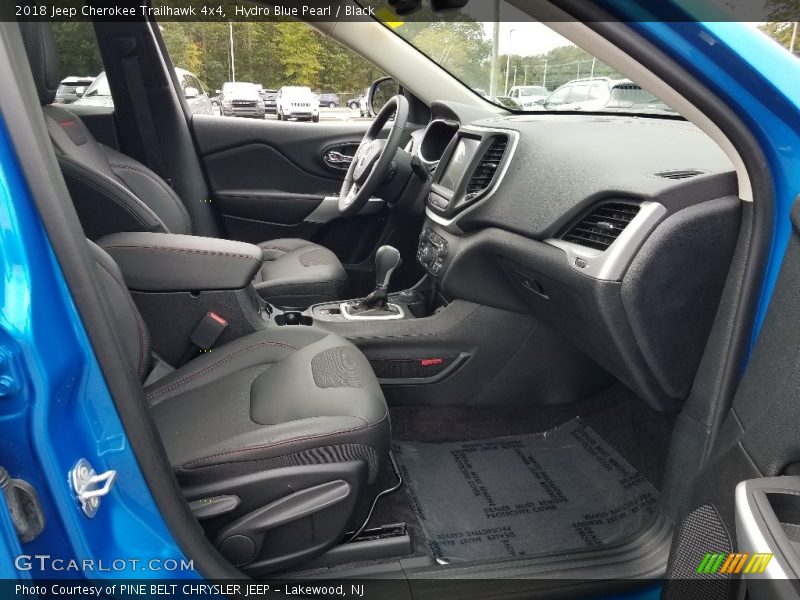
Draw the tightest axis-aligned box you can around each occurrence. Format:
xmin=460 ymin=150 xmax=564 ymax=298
xmin=156 ymin=7 xmax=387 ymax=122
xmin=546 ymin=86 xmax=570 ymax=106
xmin=566 ymin=84 xmax=590 ymax=103
xmin=587 ymin=84 xmax=604 ymax=101
xmin=51 ymin=23 xmax=105 ymax=105
xmin=193 ymin=76 xmax=205 ymax=95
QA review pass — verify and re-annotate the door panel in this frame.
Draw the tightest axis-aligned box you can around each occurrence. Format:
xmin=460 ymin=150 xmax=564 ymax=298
xmin=191 ymin=114 xmax=387 ymax=264
xmin=662 ymin=197 xmax=800 ymax=599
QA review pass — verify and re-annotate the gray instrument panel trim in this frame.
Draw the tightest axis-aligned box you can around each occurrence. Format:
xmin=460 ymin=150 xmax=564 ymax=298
xmin=545 ymin=201 xmax=668 ymax=281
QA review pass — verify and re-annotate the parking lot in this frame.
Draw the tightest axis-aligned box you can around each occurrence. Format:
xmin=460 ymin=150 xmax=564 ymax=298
xmin=213 ymin=105 xmax=374 ymax=122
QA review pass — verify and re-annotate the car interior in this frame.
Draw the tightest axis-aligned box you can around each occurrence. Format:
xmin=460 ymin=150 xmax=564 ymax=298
xmin=8 ymin=3 xmax=773 ymax=595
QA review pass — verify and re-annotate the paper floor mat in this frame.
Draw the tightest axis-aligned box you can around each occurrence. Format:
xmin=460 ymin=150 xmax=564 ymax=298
xmin=393 ymin=417 xmax=659 ymax=563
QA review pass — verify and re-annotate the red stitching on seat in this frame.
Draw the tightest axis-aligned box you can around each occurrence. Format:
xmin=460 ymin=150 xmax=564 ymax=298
xmin=180 ymin=412 xmax=389 ymax=470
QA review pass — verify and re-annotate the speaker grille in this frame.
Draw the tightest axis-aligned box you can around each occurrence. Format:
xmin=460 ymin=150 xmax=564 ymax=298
xmin=663 ymin=503 xmax=732 ymax=600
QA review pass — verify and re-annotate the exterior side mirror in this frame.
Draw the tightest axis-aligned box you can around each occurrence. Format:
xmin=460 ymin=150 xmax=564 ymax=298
xmin=184 ymin=87 xmax=199 ymax=99
xmin=368 ymin=76 xmax=400 ymax=117
xmin=74 ymin=86 xmax=86 ymax=97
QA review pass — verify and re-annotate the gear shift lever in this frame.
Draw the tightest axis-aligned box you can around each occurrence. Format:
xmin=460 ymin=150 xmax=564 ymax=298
xmin=357 ymin=246 xmax=402 ymax=311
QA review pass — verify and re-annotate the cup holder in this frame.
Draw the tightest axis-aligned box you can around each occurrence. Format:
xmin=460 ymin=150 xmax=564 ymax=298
xmin=275 ymin=312 xmax=313 ymax=326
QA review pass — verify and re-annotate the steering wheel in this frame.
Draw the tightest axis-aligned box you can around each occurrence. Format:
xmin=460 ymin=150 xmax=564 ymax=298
xmin=338 ymin=94 xmax=409 ymax=216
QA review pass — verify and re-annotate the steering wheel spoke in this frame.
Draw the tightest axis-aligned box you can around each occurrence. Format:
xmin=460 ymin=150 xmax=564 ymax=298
xmin=344 ymin=182 xmax=359 ymax=207
xmin=337 ymin=95 xmax=409 ymax=216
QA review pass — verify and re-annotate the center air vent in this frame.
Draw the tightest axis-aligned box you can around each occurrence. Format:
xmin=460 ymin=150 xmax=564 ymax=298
xmin=654 ymin=169 xmax=705 ymax=180
xmin=563 ymin=202 xmax=641 ymax=251
xmin=465 ymin=136 xmax=508 ymax=198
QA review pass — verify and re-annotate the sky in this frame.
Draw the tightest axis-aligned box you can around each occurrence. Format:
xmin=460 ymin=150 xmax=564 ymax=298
xmin=483 ymin=22 xmax=573 ymax=56
xmin=470 ymin=0 xmax=777 ymax=58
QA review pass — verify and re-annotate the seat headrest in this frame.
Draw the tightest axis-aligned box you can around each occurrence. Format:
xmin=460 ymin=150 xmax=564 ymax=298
xmin=19 ymin=22 xmax=60 ymax=106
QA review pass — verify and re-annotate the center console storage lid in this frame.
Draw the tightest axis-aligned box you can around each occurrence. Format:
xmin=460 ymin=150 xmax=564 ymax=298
xmin=98 ymin=232 xmax=263 ymax=292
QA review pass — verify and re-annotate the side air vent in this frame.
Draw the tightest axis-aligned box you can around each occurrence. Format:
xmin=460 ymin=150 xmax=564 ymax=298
xmin=465 ymin=136 xmax=508 ymax=198
xmin=654 ymin=169 xmax=705 ymax=180
xmin=563 ymin=202 xmax=641 ymax=251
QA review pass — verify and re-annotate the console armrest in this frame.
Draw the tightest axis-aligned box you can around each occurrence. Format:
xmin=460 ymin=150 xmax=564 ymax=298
xmin=98 ymin=232 xmax=263 ymax=292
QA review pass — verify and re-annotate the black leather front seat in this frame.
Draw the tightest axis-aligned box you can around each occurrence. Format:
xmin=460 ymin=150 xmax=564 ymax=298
xmin=89 ymin=241 xmax=389 ymax=573
xmin=21 ymin=22 xmax=349 ymax=308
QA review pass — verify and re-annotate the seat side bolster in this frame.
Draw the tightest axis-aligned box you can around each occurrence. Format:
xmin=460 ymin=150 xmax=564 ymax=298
xmin=105 ymin=145 xmax=193 ymax=236
xmin=59 ymin=155 xmax=168 ymax=239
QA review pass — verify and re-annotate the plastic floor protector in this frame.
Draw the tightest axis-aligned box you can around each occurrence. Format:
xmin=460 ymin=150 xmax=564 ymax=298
xmin=393 ymin=417 xmax=659 ymax=563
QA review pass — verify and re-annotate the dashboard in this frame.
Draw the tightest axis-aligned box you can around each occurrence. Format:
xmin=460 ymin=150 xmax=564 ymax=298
xmin=411 ymin=101 xmax=741 ymax=411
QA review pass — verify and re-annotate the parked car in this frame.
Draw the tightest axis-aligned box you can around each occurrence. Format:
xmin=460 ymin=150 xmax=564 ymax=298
xmin=220 ymin=82 xmax=266 ymax=119
xmin=259 ymin=88 xmax=278 ymax=114
xmin=507 ymin=85 xmax=549 ymax=109
xmin=178 ymin=70 xmax=215 ymax=116
xmin=535 ymin=77 xmax=673 ymax=113
xmin=491 ymin=95 xmax=522 ymax=110
xmin=318 ymin=93 xmax=340 ymax=108
xmin=346 ymin=93 xmax=363 ymax=110
xmin=602 ymin=81 xmax=674 ymax=113
xmin=54 ymin=75 xmax=95 ymax=104
xmin=75 ymin=68 xmax=214 ymax=115
xmin=276 ymin=86 xmax=320 ymax=122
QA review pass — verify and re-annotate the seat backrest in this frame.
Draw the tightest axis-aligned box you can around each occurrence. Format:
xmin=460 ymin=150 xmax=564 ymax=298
xmin=87 ymin=240 xmax=151 ymax=382
xmin=20 ymin=22 xmax=193 ymax=240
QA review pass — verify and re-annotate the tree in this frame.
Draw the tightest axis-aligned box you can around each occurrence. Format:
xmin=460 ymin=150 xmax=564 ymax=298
xmin=408 ymin=22 xmax=491 ymax=91
xmin=52 ymin=23 xmax=104 ymax=77
xmin=156 ymin=20 xmax=387 ymax=93
xmin=759 ymin=22 xmax=798 ymax=52
xmin=276 ymin=22 xmax=322 ymax=85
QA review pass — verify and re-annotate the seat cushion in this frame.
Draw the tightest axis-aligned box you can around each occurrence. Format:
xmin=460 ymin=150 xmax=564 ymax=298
xmin=253 ymin=239 xmax=348 ymax=307
xmin=145 ymin=327 xmax=389 ymax=489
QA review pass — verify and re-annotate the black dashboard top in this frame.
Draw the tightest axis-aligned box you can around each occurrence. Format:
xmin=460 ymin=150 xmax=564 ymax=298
xmin=421 ymin=102 xmax=737 ymax=241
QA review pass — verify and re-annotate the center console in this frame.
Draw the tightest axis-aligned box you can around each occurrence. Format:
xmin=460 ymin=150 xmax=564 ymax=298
xmin=100 ymin=230 xmax=606 ymax=411
xmin=417 ymin=226 xmax=449 ymax=275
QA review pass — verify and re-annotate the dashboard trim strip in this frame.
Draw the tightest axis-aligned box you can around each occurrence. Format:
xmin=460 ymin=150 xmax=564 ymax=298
xmin=545 ymin=200 xmax=667 ymax=281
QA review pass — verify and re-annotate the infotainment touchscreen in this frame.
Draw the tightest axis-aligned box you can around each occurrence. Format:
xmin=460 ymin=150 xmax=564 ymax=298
xmin=438 ymin=137 xmax=480 ymax=192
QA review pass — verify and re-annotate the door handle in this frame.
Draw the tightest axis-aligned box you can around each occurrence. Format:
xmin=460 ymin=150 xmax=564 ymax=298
xmin=324 ymin=150 xmax=353 ymax=165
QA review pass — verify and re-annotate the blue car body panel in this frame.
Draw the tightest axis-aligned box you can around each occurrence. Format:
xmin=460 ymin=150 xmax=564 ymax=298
xmin=0 ymin=119 xmax=196 ymax=579
xmin=0 ymin=6 xmax=798 ymax=596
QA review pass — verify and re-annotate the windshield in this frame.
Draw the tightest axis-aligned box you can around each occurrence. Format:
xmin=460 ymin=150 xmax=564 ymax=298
xmin=377 ymin=2 xmax=679 ymax=116
xmin=282 ymin=87 xmax=313 ymax=97
xmin=223 ymin=83 xmax=260 ymax=98
xmin=517 ymin=87 xmax=546 ymax=96
xmin=82 ymin=72 xmax=110 ymax=97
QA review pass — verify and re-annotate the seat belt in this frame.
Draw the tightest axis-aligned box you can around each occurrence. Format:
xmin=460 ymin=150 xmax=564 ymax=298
xmin=119 ymin=40 xmax=173 ymax=187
